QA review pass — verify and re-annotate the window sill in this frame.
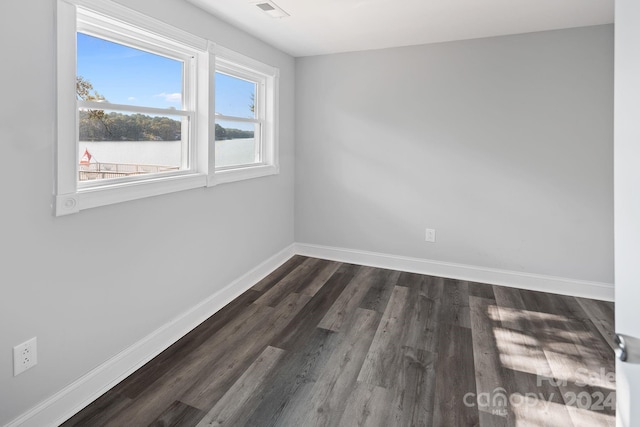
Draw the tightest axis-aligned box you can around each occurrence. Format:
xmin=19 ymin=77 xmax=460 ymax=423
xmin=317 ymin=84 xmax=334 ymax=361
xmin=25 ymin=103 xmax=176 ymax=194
xmin=53 ymin=164 xmax=279 ymax=216
xmin=211 ymin=164 xmax=279 ymax=185
xmin=54 ymin=173 xmax=208 ymax=216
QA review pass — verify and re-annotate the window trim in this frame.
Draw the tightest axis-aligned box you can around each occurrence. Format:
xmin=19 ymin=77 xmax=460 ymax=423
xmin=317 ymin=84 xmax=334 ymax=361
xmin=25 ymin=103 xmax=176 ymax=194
xmin=55 ymin=0 xmax=279 ymax=216
xmin=56 ymin=0 xmax=211 ymax=216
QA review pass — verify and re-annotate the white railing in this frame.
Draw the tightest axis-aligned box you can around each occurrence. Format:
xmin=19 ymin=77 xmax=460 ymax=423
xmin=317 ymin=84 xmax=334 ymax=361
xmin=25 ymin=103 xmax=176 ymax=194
xmin=79 ymin=162 xmax=180 ymax=181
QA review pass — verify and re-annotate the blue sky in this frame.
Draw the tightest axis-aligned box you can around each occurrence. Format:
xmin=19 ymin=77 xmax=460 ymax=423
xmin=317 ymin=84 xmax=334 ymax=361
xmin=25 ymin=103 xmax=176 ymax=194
xmin=77 ymin=32 xmax=255 ymax=122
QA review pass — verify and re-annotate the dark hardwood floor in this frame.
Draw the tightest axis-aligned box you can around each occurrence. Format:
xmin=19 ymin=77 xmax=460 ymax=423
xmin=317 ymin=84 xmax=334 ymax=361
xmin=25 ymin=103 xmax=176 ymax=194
xmin=62 ymin=256 xmax=616 ymax=426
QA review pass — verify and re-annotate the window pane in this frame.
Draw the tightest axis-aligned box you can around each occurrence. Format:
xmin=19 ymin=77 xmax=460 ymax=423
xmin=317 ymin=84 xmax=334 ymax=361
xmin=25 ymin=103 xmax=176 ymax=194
xmin=77 ymin=32 xmax=183 ymax=109
xmin=215 ymin=119 xmax=260 ymax=168
xmin=215 ymin=72 xmax=256 ymax=119
xmin=78 ymin=109 xmax=187 ymax=182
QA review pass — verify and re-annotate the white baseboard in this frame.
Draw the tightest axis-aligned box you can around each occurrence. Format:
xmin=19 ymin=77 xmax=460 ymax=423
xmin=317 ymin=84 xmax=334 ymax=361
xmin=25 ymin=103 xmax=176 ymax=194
xmin=294 ymin=243 xmax=614 ymax=302
xmin=6 ymin=244 xmax=296 ymax=427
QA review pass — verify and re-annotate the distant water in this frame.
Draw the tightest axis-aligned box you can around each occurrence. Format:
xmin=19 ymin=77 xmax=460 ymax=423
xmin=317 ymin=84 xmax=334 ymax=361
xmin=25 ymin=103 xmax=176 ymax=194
xmin=215 ymin=138 xmax=257 ymax=167
xmin=79 ymin=138 xmax=256 ymax=168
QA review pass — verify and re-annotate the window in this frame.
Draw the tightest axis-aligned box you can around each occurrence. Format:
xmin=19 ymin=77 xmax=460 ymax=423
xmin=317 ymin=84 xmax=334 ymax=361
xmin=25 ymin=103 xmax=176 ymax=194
xmin=213 ymin=47 xmax=279 ymax=184
xmin=55 ymin=0 xmax=279 ymax=215
xmin=75 ymin=30 xmax=191 ymax=184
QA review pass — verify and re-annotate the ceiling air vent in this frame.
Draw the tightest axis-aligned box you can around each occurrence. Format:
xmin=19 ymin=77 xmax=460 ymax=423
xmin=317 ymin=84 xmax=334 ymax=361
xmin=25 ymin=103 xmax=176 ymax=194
xmin=257 ymin=3 xmax=275 ymax=11
xmin=252 ymin=0 xmax=290 ymax=18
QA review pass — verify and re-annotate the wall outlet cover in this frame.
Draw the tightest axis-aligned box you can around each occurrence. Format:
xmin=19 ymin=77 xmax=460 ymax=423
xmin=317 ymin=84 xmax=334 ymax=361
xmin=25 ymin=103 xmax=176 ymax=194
xmin=13 ymin=337 xmax=37 ymax=376
xmin=425 ymin=228 xmax=436 ymax=243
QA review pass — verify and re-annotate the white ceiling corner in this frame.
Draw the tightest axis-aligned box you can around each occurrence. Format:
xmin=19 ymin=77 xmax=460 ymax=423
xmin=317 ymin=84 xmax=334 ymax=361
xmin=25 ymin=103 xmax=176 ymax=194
xmin=187 ymin=0 xmax=614 ymax=57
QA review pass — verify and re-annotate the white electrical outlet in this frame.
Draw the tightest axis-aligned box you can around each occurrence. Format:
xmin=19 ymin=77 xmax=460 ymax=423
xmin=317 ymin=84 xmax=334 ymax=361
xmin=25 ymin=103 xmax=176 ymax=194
xmin=425 ymin=228 xmax=436 ymax=243
xmin=13 ymin=337 xmax=37 ymax=376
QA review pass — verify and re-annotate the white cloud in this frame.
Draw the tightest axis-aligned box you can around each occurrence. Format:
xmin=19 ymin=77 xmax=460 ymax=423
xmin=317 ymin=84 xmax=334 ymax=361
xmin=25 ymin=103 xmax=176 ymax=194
xmin=127 ymin=96 xmax=136 ymax=101
xmin=155 ymin=92 xmax=182 ymax=104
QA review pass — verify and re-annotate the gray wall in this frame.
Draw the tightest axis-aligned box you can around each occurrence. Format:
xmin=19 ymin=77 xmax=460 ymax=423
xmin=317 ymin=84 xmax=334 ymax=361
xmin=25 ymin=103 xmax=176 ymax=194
xmin=295 ymin=25 xmax=614 ymax=283
xmin=0 ymin=0 xmax=295 ymax=424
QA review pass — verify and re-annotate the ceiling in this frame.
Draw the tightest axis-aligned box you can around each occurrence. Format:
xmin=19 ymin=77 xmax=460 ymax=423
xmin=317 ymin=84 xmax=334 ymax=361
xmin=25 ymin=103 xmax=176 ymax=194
xmin=187 ymin=0 xmax=614 ymax=57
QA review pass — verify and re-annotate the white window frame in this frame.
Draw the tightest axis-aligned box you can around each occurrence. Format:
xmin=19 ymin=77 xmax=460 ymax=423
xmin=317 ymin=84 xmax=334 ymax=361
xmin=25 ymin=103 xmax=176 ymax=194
xmin=211 ymin=46 xmax=280 ymax=185
xmin=55 ymin=0 xmax=279 ymax=216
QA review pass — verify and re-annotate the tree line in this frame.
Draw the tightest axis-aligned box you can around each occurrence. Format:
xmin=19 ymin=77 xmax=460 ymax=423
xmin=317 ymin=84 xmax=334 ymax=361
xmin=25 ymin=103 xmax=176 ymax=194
xmin=77 ymin=76 xmax=253 ymax=141
xmin=79 ymin=111 xmax=253 ymax=141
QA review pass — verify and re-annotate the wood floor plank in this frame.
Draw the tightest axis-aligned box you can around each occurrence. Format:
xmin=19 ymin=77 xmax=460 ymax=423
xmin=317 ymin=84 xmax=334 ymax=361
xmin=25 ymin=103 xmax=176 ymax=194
xmin=100 ymin=303 xmax=277 ymax=427
xmin=395 ymin=271 xmax=424 ymax=289
xmin=470 ymin=295 xmax=517 ymax=425
xmin=421 ymin=275 xmax=446 ymax=300
xmin=318 ymin=265 xmax=377 ymax=332
xmin=270 ymin=263 xmax=359 ymax=352
xmin=468 ymin=281 xmax=496 ymax=299
xmin=243 ymin=327 xmax=342 ymax=427
xmin=406 ymin=279 xmax=441 ymax=352
xmin=478 ymin=411 xmax=510 ymax=427
xmin=117 ymin=288 xmax=262 ymax=399
xmin=337 ymin=382 xmax=391 ymax=427
xmin=148 ymin=401 xmax=206 ymax=427
xmin=102 ymin=293 xmax=307 ymax=426
xmin=432 ymin=322 xmax=479 ymax=427
xmin=491 ymin=288 xmax=575 ymax=426
xmin=357 ymin=285 xmax=411 ymax=388
xmin=534 ymin=330 xmax=614 ymax=426
xmin=575 ymin=296 xmax=616 ymax=351
xmin=550 ymin=294 xmax=615 ymax=366
xmin=557 ymin=293 xmax=606 ymax=321
xmin=518 ymin=288 xmax=584 ymax=321
xmin=563 ymin=405 xmax=617 ymax=427
xmin=572 ymin=313 xmax=617 ymax=366
xmin=491 ymin=288 xmax=569 ymax=379
xmin=195 ymin=346 xmax=286 ymax=427
xmin=300 ymin=260 xmax=343 ymax=296
xmin=180 ymin=293 xmax=313 ymax=411
xmin=254 ymin=257 xmax=324 ymax=307
xmin=388 ymin=348 xmax=437 ymax=426
xmin=256 ymin=258 xmax=342 ymax=307
xmin=359 ymin=269 xmax=400 ymax=313
xmin=62 ymin=393 xmax=132 ymax=427
xmin=439 ymin=277 xmax=471 ymax=328
xmin=250 ymin=255 xmax=307 ymax=292
xmin=282 ymin=308 xmax=380 ymax=427
xmin=520 ymin=289 xmax=614 ymax=371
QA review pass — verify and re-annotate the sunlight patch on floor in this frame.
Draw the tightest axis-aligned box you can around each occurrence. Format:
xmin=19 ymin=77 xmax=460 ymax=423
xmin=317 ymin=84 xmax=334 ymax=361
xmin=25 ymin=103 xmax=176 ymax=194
xmin=493 ymin=327 xmax=551 ymax=377
xmin=485 ymin=302 xmax=616 ymax=427
xmin=488 ymin=306 xmax=568 ymax=324
xmin=511 ymin=393 xmax=615 ymax=427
